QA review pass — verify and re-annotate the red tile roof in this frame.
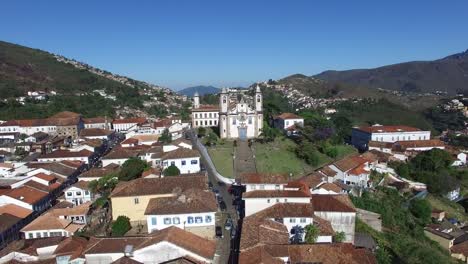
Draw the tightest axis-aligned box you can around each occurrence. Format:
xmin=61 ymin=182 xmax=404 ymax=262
xmin=241 ymin=173 xmax=289 ymax=184
xmin=0 ymin=204 xmax=33 ymax=219
xmin=145 ymin=189 xmax=217 ymax=215
xmin=80 ymin=128 xmax=113 ymax=137
xmin=39 ymin=149 xmax=93 ymax=159
xmin=83 ymin=117 xmax=106 ymax=124
xmin=356 ymin=125 xmax=422 ymax=133
xmin=275 ymin=113 xmax=302 ymax=120
xmin=4 ymin=186 xmax=48 ymax=205
xmin=112 ymin=118 xmax=147 ymax=125
xmin=311 ymin=194 xmax=356 ymax=212
xmin=33 ymin=173 xmax=56 ymax=182
xmin=191 ymin=105 xmax=219 ymax=112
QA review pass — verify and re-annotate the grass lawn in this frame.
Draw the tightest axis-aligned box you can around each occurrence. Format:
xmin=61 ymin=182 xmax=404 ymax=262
xmin=207 ymin=142 xmax=235 ymax=178
xmin=253 ymin=137 xmax=319 ymax=177
xmin=334 ymin=144 xmax=358 ymax=160
xmin=426 ymin=194 xmax=467 ymax=222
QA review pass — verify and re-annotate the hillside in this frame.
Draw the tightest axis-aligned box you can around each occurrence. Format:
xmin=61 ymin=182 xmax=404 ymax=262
xmin=0 ymin=40 xmax=187 ymax=119
xmin=314 ymin=49 xmax=468 ymax=95
xmin=178 ymin=85 xmax=220 ymax=96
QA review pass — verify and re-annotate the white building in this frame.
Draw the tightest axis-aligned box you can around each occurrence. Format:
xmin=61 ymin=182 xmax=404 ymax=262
xmin=191 ymin=92 xmax=220 ymax=128
xmin=274 ymin=113 xmax=304 ymax=132
xmin=64 ymin=181 xmax=93 ymax=206
xmin=219 ymin=86 xmax=263 ymax=139
xmin=161 ymin=148 xmax=201 ymax=175
xmin=112 ymin=118 xmax=147 ymax=132
xmin=83 ymin=117 xmax=108 ymax=129
xmin=21 ymin=211 xmax=83 ymax=239
xmin=352 ymin=124 xmax=431 ymax=150
xmin=325 ymin=154 xmax=378 ymax=188
xmin=452 ymin=152 xmax=467 ymax=167
xmin=37 ymin=149 xmax=94 ymax=164
xmin=145 ymin=189 xmax=217 ymax=239
xmin=240 ymin=173 xmax=311 ymax=216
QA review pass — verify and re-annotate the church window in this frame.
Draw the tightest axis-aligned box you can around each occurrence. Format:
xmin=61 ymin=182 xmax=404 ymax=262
xmin=195 ymin=121 xmax=198 ymax=126
xmin=232 ymin=118 xmax=236 ymax=125
xmin=257 ymin=95 xmax=261 ymax=102
xmin=223 ymin=96 xmax=226 ymax=103
xmin=209 ymin=113 xmax=212 ymax=118
xmin=209 ymin=120 xmax=212 ymax=126
xmin=248 ymin=117 xmax=252 ymax=124
xmin=204 ymin=113 xmax=207 ymax=118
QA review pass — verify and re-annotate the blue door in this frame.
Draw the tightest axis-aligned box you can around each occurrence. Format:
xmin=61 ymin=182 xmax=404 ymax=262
xmin=239 ymin=127 xmax=247 ymax=141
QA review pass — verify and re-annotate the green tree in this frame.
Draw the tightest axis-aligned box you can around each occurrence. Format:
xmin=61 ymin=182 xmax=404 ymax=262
xmin=204 ymin=132 xmax=218 ymax=146
xmin=296 ymin=141 xmax=321 ymax=166
xmin=163 ymin=165 xmax=180 ymax=176
xmin=111 ymin=215 xmax=131 ymax=236
xmin=409 ymin=199 xmax=432 ymax=224
xmin=197 ymin=127 xmax=206 ymax=137
xmin=158 ymin=129 xmax=172 ymax=143
xmin=260 ymin=121 xmax=280 ymax=142
xmin=376 ymin=246 xmax=392 ymax=264
xmin=304 ymin=224 xmax=319 ymax=244
xmin=88 ymin=172 xmax=119 ymax=195
xmin=334 ymin=231 xmax=346 ymax=243
xmin=118 ymin=157 xmax=149 ymax=181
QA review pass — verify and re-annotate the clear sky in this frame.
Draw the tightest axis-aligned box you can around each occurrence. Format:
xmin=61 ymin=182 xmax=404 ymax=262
xmin=1 ymin=0 xmax=468 ymax=90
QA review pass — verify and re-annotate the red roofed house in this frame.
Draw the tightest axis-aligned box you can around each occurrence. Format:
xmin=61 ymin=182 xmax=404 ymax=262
xmin=0 ymin=186 xmax=49 ymax=212
xmin=274 ymin=113 xmax=304 ymax=134
xmin=328 ymin=154 xmax=378 ymax=188
xmin=112 ymin=118 xmax=147 ymax=133
xmin=352 ymin=124 xmax=431 ymax=150
xmin=37 ymin=149 xmax=94 ymax=164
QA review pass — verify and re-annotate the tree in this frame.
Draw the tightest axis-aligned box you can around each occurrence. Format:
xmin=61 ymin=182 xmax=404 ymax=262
xmin=334 ymin=231 xmax=346 ymax=243
xmin=290 ymin=225 xmax=305 ymax=244
xmin=376 ymin=245 xmax=392 ymax=264
xmin=88 ymin=172 xmax=119 ymax=195
xmin=296 ymin=142 xmax=321 ymax=166
xmin=204 ymin=132 xmax=218 ymax=146
xmin=111 ymin=215 xmax=131 ymax=236
xmin=118 ymin=157 xmax=149 ymax=181
xmin=304 ymin=224 xmax=319 ymax=244
xmin=158 ymin=129 xmax=172 ymax=143
xmin=163 ymin=165 xmax=180 ymax=176
xmin=197 ymin=127 xmax=206 ymax=137
xmin=410 ymin=199 xmax=432 ymax=224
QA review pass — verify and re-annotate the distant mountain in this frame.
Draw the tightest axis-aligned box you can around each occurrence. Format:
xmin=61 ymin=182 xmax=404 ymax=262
xmin=178 ymin=85 xmax=220 ymax=96
xmin=314 ymin=49 xmax=468 ymax=95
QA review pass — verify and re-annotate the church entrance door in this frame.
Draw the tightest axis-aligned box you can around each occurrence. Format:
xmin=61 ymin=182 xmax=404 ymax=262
xmin=239 ymin=127 xmax=247 ymax=141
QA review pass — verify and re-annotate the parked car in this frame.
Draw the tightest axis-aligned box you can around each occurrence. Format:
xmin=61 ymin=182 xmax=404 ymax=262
xmin=225 ymin=218 xmax=233 ymax=230
xmin=216 ymin=226 xmax=223 ymax=238
xmin=213 ymin=189 xmax=220 ymax=197
xmin=230 ymin=227 xmax=237 ymax=239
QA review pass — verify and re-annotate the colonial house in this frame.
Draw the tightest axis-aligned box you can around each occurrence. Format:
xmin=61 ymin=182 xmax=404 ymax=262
xmin=101 ymin=148 xmax=142 ymax=167
xmin=311 ymin=194 xmax=357 ymax=243
xmin=49 ymin=202 xmax=92 ymax=225
xmin=145 ymin=188 xmax=217 ymax=239
xmin=240 ymin=173 xmax=311 ymax=216
xmin=64 ymin=181 xmax=94 ymax=206
xmin=325 ymin=154 xmax=378 ymax=188
xmin=274 ymin=113 xmax=304 ymax=135
xmin=109 ymin=175 xmax=207 ymax=225
xmin=0 ymin=204 xmax=33 ymax=249
xmin=83 ymin=117 xmax=108 ymax=129
xmin=78 ymin=166 xmax=120 ymax=182
xmin=79 ymin=128 xmax=114 ymax=140
xmin=83 ymin=226 xmax=216 ymax=264
xmin=351 ymin=124 xmax=431 ymax=150
xmin=112 ymin=117 xmax=147 ymax=133
xmin=161 ymin=148 xmax=201 ymax=174
xmin=191 ymin=92 xmax=220 ymax=128
xmin=0 ymin=186 xmax=50 ymax=212
xmin=37 ymin=149 xmax=94 ymax=164
xmin=244 ymin=203 xmax=335 ymax=244
xmin=153 ymin=117 xmax=189 ymax=140
xmin=21 ymin=211 xmax=83 ymax=239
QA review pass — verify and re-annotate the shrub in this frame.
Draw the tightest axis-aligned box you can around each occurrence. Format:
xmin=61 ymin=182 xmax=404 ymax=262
xmin=118 ymin=157 xmax=149 ymax=181
xmin=111 ymin=216 xmax=131 ymax=236
xmin=304 ymin=224 xmax=319 ymax=244
xmin=334 ymin=231 xmax=346 ymax=243
xmin=163 ymin=165 xmax=180 ymax=176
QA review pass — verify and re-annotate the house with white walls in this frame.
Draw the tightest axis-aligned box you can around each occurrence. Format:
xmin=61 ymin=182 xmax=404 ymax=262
xmin=145 ymin=188 xmax=217 ymax=239
xmin=83 ymin=226 xmax=216 ymax=264
xmin=0 ymin=186 xmax=49 ymax=212
xmin=101 ymin=148 xmax=142 ymax=167
xmin=21 ymin=211 xmax=83 ymax=239
xmin=352 ymin=124 xmax=431 ymax=150
xmin=112 ymin=117 xmax=147 ymax=133
xmin=274 ymin=113 xmax=304 ymax=135
xmin=37 ymin=149 xmax=94 ymax=164
xmin=79 ymin=128 xmax=114 ymax=140
xmin=64 ymin=181 xmax=94 ymax=206
xmin=326 ymin=154 xmax=378 ymax=188
xmin=161 ymin=148 xmax=200 ymax=174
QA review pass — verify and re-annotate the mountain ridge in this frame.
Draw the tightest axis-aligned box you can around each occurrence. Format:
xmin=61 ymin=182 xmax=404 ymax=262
xmin=314 ymin=49 xmax=468 ymax=95
xmin=178 ymin=85 xmax=220 ymax=96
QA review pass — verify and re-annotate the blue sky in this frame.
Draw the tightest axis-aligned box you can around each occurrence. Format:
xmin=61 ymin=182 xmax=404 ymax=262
xmin=1 ymin=0 xmax=468 ymax=90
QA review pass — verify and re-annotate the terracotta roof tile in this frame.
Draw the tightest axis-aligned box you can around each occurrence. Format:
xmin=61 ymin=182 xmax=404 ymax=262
xmin=80 ymin=128 xmax=113 ymax=137
xmin=4 ymin=186 xmax=48 ymax=205
xmin=451 ymin=240 xmax=468 ymax=255
xmin=21 ymin=212 xmax=81 ymax=232
xmin=300 ymin=172 xmax=325 ymax=188
xmin=311 ymin=194 xmax=356 ymax=212
xmin=53 ymin=236 xmax=88 ymax=259
xmin=79 ymin=167 xmax=119 ymax=178
xmin=113 ymin=118 xmax=146 ymax=125
xmin=162 ymin=148 xmax=200 ymax=160
xmin=356 ymin=125 xmax=422 ymax=133
xmin=0 ymin=204 xmax=32 ymax=219
xmin=0 ymin=214 xmax=22 ymax=233
xmin=241 ymin=173 xmax=289 ymax=184
xmin=110 ymin=175 xmax=207 ymax=197
xmin=145 ymin=189 xmax=217 ymax=215
xmin=39 ymin=149 xmax=93 ymax=159
xmin=318 ymin=182 xmax=343 ymax=193
xmin=287 ymin=244 xmax=377 ymax=264
xmin=83 ymin=117 xmax=106 ymax=124
xmin=275 ymin=113 xmax=302 ymax=120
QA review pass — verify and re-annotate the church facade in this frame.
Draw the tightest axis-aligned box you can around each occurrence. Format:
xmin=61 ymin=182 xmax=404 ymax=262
xmin=191 ymin=86 xmax=263 ymax=140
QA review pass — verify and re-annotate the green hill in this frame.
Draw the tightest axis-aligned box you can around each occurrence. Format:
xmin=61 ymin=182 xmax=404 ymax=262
xmin=0 ymin=40 xmax=132 ymax=98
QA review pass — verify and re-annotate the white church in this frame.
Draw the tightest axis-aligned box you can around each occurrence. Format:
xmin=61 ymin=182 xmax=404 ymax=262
xmin=191 ymin=86 xmax=263 ymax=140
